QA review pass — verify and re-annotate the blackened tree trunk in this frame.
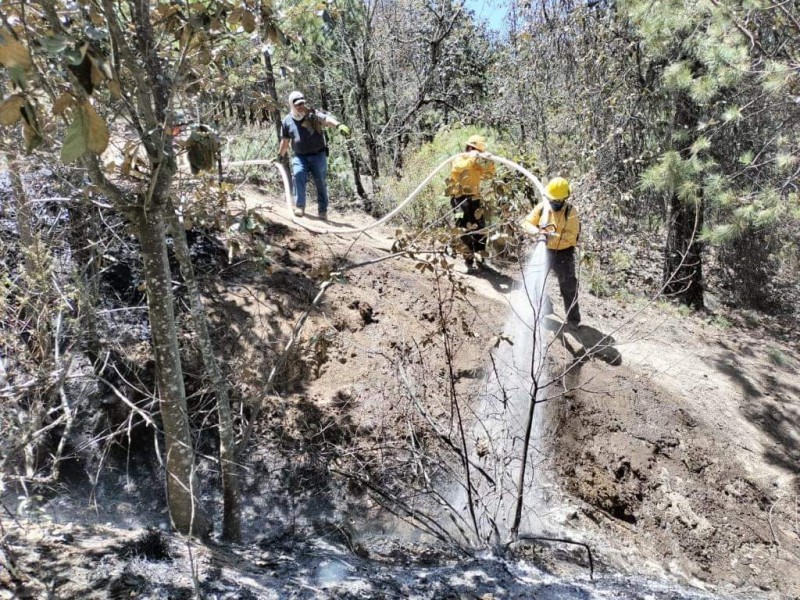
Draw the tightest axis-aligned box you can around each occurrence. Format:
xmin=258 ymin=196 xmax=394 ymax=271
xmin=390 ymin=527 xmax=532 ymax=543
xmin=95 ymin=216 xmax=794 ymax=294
xmin=346 ymin=43 xmax=380 ymax=178
xmin=335 ymin=90 xmax=368 ymax=201
xmin=261 ymin=48 xmax=282 ymax=143
xmin=663 ymin=94 xmax=704 ymax=309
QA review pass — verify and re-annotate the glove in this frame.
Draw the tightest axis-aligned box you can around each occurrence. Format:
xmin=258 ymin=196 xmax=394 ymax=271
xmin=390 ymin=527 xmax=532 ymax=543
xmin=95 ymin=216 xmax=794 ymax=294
xmin=337 ymin=124 xmax=351 ymax=137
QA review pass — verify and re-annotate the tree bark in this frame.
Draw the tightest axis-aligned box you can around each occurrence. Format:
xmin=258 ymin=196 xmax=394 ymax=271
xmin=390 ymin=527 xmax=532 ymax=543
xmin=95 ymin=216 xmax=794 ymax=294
xmin=136 ymin=206 xmax=210 ymax=538
xmin=346 ymin=41 xmax=380 ymax=178
xmin=261 ymin=48 xmax=282 ymax=143
xmin=335 ymin=90 xmax=368 ymax=201
xmin=168 ymin=210 xmax=241 ymax=542
xmin=663 ymin=93 xmax=704 ymax=309
xmin=8 ymin=159 xmax=38 ymax=275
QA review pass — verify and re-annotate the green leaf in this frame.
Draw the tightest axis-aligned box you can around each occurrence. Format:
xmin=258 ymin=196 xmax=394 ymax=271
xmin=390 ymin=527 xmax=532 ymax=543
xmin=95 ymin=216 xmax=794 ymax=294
xmin=9 ymin=65 xmax=26 ymax=89
xmin=775 ymin=153 xmax=798 ymax=173
xmin=662 ymin=61 xmax=693 ymax=91
xmin=40 ymin=35 xmax=71 ymax=55
xmin=84 ymin=26 xmax=108 ymax=41
xmin=64 ymin=46 xmax=86 ymax=66
xmin=689 ymin=75 xmax=719 ymax=104
xmin=690 ymin=136 xmax=711 ymax=156
xmin=762 ymin=60 xmax=791 ymax=93
xmin=61 ymin=109 xmax=88 ymax=163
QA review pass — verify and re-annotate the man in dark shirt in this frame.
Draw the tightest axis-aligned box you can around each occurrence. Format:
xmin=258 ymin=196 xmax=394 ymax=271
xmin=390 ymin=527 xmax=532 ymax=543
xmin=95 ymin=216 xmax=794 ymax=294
xmin=278 ymin=90 xmax=350 ymax=220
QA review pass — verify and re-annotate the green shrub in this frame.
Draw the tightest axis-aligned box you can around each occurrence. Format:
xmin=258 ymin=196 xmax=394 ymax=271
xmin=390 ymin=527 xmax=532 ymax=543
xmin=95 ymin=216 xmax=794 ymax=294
xmin=611 ymin=249 xmax=633 ymax=271
xmin=587 ymin=269 xmax=612 ymax=298
xmin=767 ymin=346 xmax=788 ymax=367
xmin=710 ymin=314 xmax=733 ymax=330
xmin=373 ymin=124 xmax=543 ymax=264
xmin=222 ymin=126 xmax=277 ymax=164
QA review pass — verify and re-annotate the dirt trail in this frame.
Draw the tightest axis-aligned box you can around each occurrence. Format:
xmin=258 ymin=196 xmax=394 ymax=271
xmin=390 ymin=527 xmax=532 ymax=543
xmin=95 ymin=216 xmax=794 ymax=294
xmin=546 ymin=300 xmax=800 ymax=598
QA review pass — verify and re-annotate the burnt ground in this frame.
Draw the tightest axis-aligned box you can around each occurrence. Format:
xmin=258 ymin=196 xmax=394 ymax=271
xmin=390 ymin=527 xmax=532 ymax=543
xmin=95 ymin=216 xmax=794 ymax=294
xmin=2 ymin=182 xmax=799 ymax=599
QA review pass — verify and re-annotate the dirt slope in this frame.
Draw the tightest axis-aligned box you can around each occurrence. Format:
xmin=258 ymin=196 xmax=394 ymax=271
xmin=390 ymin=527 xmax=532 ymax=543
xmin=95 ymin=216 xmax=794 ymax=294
xmin=225 ymin=186 xmax=800 ymax=597
xmin=547 ymin=297 xmax=800 ymax=598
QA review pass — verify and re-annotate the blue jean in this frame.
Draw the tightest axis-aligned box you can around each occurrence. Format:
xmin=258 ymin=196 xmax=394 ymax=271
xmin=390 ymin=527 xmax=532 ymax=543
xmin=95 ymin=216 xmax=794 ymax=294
xmin=292 ymin=151 xmax=329 ymax=213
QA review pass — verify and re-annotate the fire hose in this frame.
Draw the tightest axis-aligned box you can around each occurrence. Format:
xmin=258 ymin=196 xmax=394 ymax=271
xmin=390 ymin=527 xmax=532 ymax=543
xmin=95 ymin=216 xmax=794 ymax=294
xmin=225 ymin=151 xmax=550 ymax=237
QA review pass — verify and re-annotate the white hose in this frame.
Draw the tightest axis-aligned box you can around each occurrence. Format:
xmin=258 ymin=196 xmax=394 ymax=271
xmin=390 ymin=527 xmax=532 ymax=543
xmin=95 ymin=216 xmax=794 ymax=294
xmin=225 ymin=151 xmax=548 ymax=236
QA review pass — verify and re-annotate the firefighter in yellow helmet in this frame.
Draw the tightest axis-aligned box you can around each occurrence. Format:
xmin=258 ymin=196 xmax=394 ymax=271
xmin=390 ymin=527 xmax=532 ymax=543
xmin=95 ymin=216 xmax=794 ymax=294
xmin=447 ymin=135 xmax=496 ymax=272
xmin=521 ymin=177 xmax=582 ymax=328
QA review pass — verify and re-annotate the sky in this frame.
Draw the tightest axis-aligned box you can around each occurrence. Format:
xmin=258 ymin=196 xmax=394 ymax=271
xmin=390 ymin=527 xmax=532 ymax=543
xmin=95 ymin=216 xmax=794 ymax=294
xmin=463 ymin=0 xmax=510 ymax=34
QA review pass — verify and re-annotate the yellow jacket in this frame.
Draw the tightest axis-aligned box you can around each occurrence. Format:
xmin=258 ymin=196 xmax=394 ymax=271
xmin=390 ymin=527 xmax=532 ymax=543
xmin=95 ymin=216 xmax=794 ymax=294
xmin=521 ymin=202 xmax=580 ymax=250
xmin=446 ymin=154 xmax=496 ymax=198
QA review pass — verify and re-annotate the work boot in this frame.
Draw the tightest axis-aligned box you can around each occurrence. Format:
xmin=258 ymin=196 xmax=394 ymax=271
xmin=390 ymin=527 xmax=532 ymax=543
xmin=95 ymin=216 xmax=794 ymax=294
xmin=294 ymin=207 xmax=305 ymax=217
xmin=319 ymin=211 xmax=328 ymax=221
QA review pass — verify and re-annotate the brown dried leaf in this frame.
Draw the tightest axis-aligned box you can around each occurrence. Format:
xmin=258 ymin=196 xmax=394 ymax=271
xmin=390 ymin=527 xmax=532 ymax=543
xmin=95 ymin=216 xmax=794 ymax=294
xmin=155 ymin=4 xmax=180 ymax=19
xmin=0 ymin=34 xmax=32 ymax=69
xmin=242 ymin=11 xmax=257 ymax=33
xmin=0 ymin=95 xmax=26 ymax=126
xmin=89 ymin=7 xmax=105 ymax=26
xmin=52 ymin=93 xmax=75 ymax=116
xmin=23 ymin=122 xmax=43 ymax=152
xmin=108 ymin=79 xmax=122 ymax=99
xmin=90 ymin=63 xmax=105 ymax=88
xmin=83 ymin=102 xmax=109 ymax=154
xmin=229 ymin=7 xmax=243 ymax=24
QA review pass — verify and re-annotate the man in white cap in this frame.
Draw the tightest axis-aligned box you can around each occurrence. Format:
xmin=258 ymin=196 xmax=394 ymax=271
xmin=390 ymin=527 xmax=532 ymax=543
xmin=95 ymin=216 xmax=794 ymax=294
xmin=278 ymin=90 xmax=350 ymax=220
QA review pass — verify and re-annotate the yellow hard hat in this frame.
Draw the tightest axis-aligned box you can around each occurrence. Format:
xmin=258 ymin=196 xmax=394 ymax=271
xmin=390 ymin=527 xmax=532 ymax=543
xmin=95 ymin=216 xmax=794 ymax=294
xmin=545 ymin=177 xmax=571 ymax=201
xmin=465 ymin=135 xmax=487 ymax=152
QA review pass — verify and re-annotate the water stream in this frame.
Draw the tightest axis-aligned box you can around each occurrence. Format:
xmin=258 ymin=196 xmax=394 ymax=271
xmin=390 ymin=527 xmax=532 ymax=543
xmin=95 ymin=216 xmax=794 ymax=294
xmin=448 ymin=243 xmax=558 ymax=543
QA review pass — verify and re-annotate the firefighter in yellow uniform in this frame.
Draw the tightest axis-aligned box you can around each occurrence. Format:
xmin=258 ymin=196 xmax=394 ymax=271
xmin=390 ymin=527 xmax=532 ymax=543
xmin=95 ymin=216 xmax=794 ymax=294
xmin=521 ymin=177 xmax=582 ymax=328
xmin=447 ymin=135 xmax=496 ymax=271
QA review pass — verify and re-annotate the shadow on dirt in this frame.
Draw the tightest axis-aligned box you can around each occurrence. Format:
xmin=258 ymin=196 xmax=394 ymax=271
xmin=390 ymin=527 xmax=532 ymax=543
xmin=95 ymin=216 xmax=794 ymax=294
xmin=714 ymin=350 xmax=800 ymax=487
xmin=467 ymin=263 xmax=517 ymax=293
xmin=303 ymin=214 xmax=358 ymax=229
xmin=544 ymin=317 xmax=622 ymax=367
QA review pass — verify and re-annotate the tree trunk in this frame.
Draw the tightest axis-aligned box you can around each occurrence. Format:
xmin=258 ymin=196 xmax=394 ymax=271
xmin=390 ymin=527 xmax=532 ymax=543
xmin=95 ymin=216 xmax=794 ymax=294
xmin=358 ymin=86 xmax=380 ymax=179
xmin=136 ymin=206 xmax=210 ymax=538
xmin=168 ymin=210 xmax=241 ymax=542
xmin=346 ymin=44 xmax=380 ymax=178
xmin=261 ymin=48 xmax=282 ymax=144
xmin=8 ymin=159 xmax=38 ymax=275
xmin=67 ymin=201 xmax=105 ymax=377
xmin=335 ymin=90 xmax=368 ymax=202
xmin=378 ymin=65 xmax=392 ymax=126
xmin=663 ymin=94 xmax=704 ymax=309
xmin=664 ymin=193 xmax=704 ymax=308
